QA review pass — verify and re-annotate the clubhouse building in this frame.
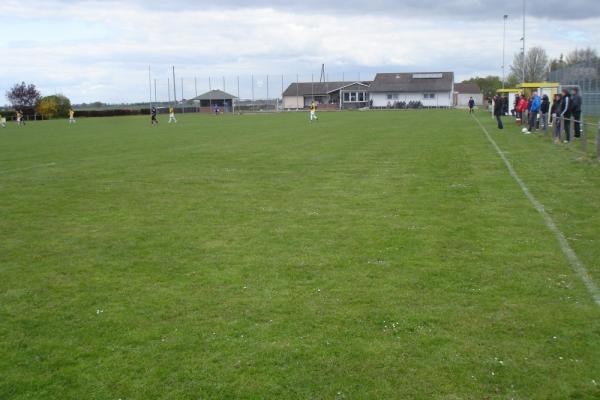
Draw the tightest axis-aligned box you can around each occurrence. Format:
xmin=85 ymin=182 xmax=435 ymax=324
xmin=282 ymin=72 xmax=455 ymax=110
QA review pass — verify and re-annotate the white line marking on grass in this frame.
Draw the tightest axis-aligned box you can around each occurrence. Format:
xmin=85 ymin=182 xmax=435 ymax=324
xmin=0 ymin=162 xmax=56 ymax=175
xmin=472 ymin=115 xmax=600 ymax=307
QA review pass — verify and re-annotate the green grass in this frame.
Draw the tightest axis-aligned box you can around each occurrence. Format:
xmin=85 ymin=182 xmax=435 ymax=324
xmin=1 ymin=110 xmax=600 ymax=399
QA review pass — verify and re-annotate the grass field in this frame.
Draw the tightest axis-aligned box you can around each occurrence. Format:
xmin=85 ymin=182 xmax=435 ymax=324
xmin=1 ymin=110 xmax=600 ymax=399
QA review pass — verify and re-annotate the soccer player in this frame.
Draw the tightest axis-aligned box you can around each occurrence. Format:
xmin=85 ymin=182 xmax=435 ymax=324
xmin=16 ymin=110 xmax=23 ymax=125
xmin=468 ymin=97 xmax=475 ymax=114
xmin=0 ymin=113 xmax=6 ymax=128
xmin=168 ymin=106 xmax=177 ymax=123
xmin=68 ymin=109 xmax=76 ymax=124
xmin=151 ymin=106 xmax=158 ymax=125
xmin=309 ymin=101 xmax=318 ymax=122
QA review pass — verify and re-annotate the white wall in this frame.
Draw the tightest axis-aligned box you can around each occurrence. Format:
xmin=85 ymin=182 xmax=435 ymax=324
xmin=370 ymin=92 xmax=452 ymax=107
xmin=283 ymin=96 xmax=304 ymax=109
xmin=455 ymin=93 xmax=484 ymax=107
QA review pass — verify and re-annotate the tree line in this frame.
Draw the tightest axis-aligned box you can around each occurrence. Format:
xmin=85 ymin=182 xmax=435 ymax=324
xmin=463 ymin=47 xmax=598 ymax=98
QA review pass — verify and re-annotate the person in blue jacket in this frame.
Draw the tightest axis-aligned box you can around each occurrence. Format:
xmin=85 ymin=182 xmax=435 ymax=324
xmin=527 ymin=91 xmax=541 ymax=133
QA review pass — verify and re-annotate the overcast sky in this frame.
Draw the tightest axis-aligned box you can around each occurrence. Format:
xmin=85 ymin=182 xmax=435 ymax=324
xmin=1 ymin=0 xmax=598 ymax=104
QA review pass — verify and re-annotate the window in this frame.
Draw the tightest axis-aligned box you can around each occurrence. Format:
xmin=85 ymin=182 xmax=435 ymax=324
xmin=424 ymin=93 xmax=435 ymax=99
xmin=387 ymin=94 xmax=393 ymax=100
xmin=345 ymin=92 xmax=367 ymax=102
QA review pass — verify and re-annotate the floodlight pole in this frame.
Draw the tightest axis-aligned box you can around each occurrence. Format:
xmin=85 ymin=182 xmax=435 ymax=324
xmin=168 ymin=78 xmax=171 ymax=103
xmin=236 ymin=76 xmax=240 ymax=115
xmin=153 ymin=78 xmax=157 ymax=103
xmin=502 ymin=14 xmax=508 ymax=89
xmin=181 ymin=77 xmax=184 ymax=113
xmin=223 ymin=76 xmax=226 ymax=92
xmin=251 ymin=74 xmax=255 ymax=112
xmin=522 ymin=0 xmax=526 ymax=84
xmin=194 ymin=77 xmax=198 ymax=98
xmin=148 ymin=65 xmax=152 ymax=108
xmin=266 ymin=75 xmax=269 ymax=102
xmin=172 ymin=66 xmax=177 ymax=104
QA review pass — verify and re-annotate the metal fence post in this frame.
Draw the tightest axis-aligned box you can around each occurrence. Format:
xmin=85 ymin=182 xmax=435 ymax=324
xmin=581 ymin=117 xmax=587 ymax=155
xmin=560 ymin=115 xmax=565 ymax=142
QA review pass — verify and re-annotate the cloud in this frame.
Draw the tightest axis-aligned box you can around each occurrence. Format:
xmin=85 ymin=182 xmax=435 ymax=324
xmin=0 ymin=0 xmax=598 ymax=103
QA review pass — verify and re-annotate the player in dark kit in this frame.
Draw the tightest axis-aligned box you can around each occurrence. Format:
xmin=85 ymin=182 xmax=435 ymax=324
xmin=151 ymin=106 xmax=158 ymax=125
xmin=468 ymin=97 xmax=475 ymax=113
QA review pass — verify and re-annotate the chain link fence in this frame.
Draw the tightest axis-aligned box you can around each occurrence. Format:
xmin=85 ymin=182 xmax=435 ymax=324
xmin=549 ymin=59 xmax=600 ymax=119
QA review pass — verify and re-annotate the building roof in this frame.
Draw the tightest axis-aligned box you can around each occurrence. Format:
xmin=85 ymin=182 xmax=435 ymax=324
xmin=454 ymin=83 xmax=482 ymax=94
xmin=369 ymin=72 xmax=454 ymax=92
xmin=283 ymin=81 xmax=371 ymax=96
xmin=192 ymin=89 xmax=237 ymax=100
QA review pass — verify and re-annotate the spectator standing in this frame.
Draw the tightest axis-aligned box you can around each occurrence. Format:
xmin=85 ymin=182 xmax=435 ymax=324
xmin=540 ymin=94 xmax=550 ymax=134
xmin=493 ymin=95 xmax=504 ymax=129
xmin=526 ymin=91 xmax=541 ymax=133
xmin=571 ymin=88 xmax=582 ymax=138
xmin=551 ymin=93 xmax=562 ymax=143
xmin=559 ymin=88 xmax=572 ymax=143
xmin=516 ymin=96 xmax=528 ymax=126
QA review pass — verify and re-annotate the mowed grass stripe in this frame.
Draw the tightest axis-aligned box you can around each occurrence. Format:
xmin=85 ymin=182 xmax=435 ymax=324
xmin=472 ymin=113 xmax=600 ymax=306
xmin=1 ymin=111 xmax=599 ymax=399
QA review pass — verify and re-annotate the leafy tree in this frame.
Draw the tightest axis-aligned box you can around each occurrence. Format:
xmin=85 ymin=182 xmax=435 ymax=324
xmin=505 ymin=74 xmax=521 ymax=88
xmin=461 ymin=76 xmax=502 ymax=98
xmin=36 ymin=95 xmax=71 ymax=119
xmin=509 ymin=46 xmax=549 ymax=83
xmin=47 ymin=95 xmax=71 ymax=117
xmin=6 ymin=82 xmax=41 ymax=110
xmin=36 ymin=96 xmax=59 ymax=119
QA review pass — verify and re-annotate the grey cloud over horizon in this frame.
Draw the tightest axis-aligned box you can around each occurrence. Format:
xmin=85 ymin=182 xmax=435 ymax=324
xmin=135 ymin=0 xmax=600 ymax=21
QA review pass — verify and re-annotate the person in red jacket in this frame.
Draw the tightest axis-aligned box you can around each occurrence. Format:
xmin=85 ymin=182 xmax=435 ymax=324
xmin=516 ymin=96 xmax=528 ymax=125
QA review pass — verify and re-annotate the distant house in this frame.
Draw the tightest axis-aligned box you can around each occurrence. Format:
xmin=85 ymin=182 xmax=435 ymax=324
xmin=369 ymin=72 xmax=455 ymax=108
xmin=282 ymin=81 xmax=372 ymax=110
xmin=191 ymin=89 xmax=237 ymax=112
xmin=453 ymin=83 xmax=483 ymax=107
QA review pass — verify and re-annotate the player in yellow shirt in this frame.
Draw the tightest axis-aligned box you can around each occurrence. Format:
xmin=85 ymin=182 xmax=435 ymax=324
xmin=68 ymin=109 xmax=76 ymax=124
xmin=16 ymin=110 xmax=24 ymax=125
xmin=168 ymin=106 xmax=177 ymax=123
xmin=309 ymin=101 xmax=318 ymax=122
